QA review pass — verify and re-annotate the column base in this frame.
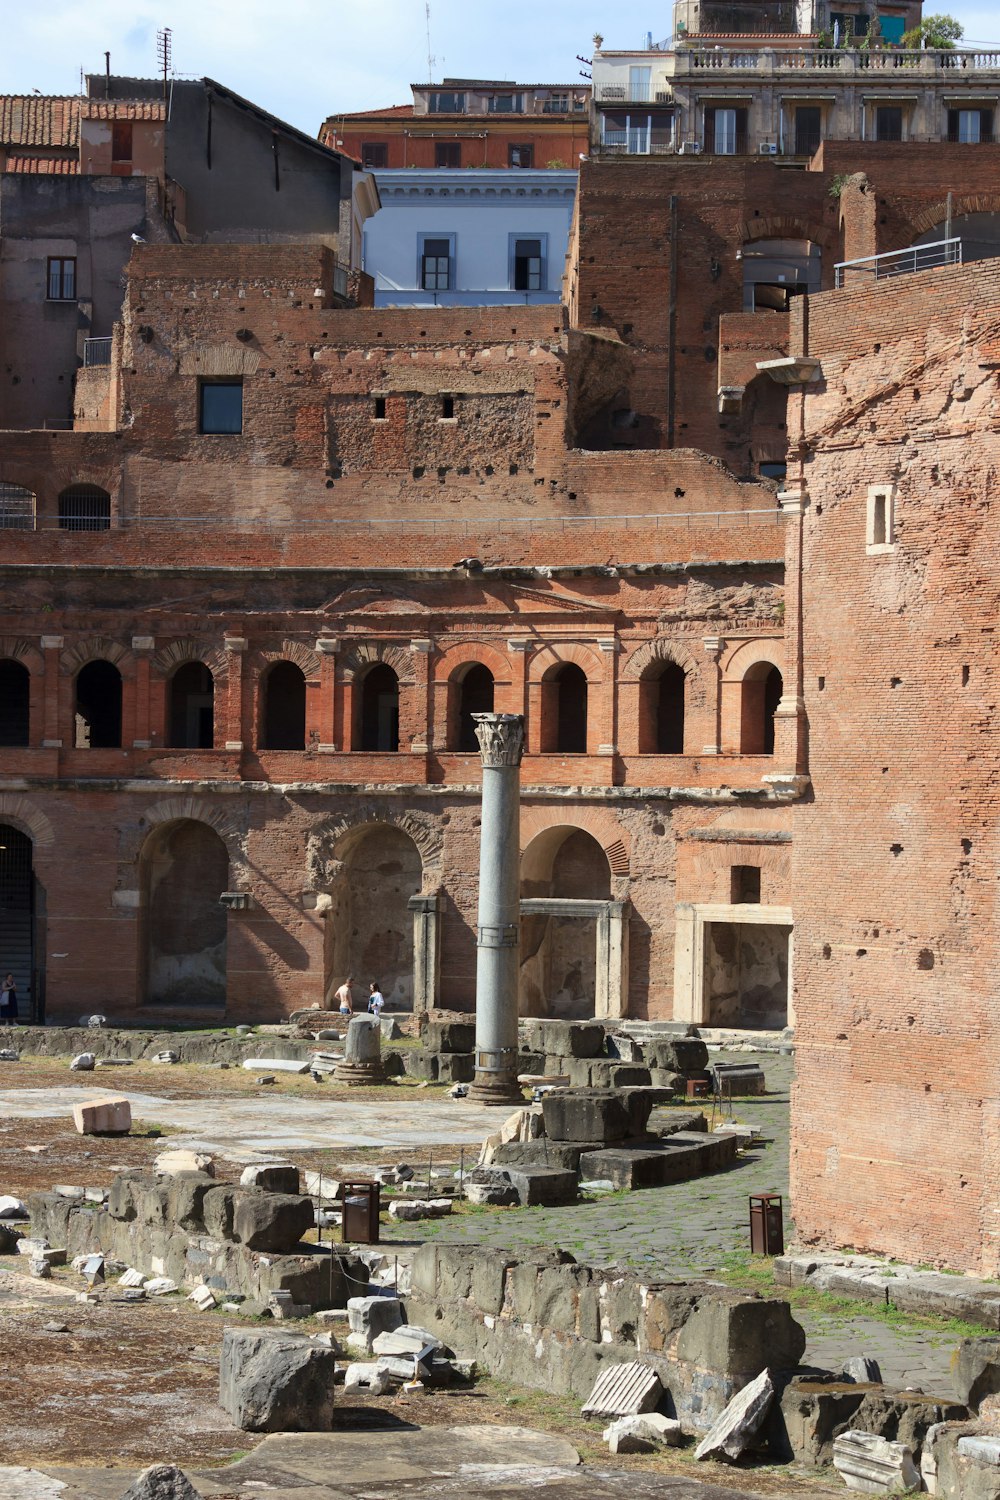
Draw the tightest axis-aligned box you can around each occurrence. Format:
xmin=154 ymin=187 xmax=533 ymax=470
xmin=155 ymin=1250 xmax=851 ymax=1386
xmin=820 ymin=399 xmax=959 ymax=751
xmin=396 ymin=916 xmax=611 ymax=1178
xmin=333 ymin=1061 xmax=386 ymax=1087
xmin=468 ymin=1070 xmax=525 ymax=1106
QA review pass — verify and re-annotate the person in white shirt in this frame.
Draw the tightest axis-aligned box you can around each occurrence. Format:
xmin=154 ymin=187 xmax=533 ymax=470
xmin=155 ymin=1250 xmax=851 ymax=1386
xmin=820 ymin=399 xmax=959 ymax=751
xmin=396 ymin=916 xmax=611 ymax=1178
xmin=367 ymin=981 xmax=385 ymax=1018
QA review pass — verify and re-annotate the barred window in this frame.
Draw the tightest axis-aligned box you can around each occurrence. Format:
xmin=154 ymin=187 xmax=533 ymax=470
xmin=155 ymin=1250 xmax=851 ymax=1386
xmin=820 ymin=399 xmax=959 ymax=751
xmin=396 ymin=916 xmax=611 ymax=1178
xmin=58 ymin=485 xmax=111 ymax=532
xmin=0 ymin=483 xmax=36 ymax=531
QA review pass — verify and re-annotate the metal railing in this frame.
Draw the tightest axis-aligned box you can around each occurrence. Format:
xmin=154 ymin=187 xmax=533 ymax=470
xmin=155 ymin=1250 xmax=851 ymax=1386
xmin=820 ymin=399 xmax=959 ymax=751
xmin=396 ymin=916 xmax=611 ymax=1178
xmin=82 ymin=337 xmax=113 ymax=367
xmin=834 ymin=235 xmax=962 ymax=287
xmin=593 ymin=47 xmax=1000 ymax=90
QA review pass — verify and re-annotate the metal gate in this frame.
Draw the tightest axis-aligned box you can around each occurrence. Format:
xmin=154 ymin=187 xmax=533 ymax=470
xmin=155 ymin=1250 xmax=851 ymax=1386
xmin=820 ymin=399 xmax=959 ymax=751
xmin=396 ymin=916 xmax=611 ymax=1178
xmin=0 ymin=824 xmax=33 ymax=1021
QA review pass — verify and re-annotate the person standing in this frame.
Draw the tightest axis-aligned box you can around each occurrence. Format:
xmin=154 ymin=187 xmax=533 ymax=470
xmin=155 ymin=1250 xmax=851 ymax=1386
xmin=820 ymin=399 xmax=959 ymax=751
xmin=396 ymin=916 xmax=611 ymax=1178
xmin=367 ymin=981 xmax=385 ymax=1019
xmin=334 ymin=976 xmax=354 ymax=1018
xmin=1 ymin=972 xmax=18 ymax=1025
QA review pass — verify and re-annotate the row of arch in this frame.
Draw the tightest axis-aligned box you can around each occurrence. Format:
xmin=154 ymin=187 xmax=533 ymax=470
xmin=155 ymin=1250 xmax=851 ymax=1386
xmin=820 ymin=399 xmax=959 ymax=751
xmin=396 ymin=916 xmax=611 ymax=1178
xmin=0 ymin=652 xmax=784 ymax=757
xmin=0 ymin=483 xmax=110 ymax=532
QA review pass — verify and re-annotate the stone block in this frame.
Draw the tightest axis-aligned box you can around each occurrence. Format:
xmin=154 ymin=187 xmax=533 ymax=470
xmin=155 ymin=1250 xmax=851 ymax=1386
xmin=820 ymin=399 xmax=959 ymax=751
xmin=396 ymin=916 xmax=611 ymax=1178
xmin=72 ymin=1096 xmax=131 ymax=1134
xmin=423 ymin=1019 xmax=475 ymax=1053
xmin=470 ymin=1249 xmax=517 ymax=1315
xmin=166 ymin=1172 xmax=217 ymax=1232
xmin=219 ymin=1327 xmax=336 ymax=1432
xmin=542 ymin=1089 xmax=633 ymax=1144
xmin=347 ymin=1295 xmax=403 ymax=1353
xmin=535 ymin=1021 xmax=606 ymax=1058
xmin=497 ymin=1166 xmax=578 ymax=1207
xmin=955 ymin=1338 xmax=1000 ymax=1411
xmin=832 ymin=1430 xmax=920 ymax=1493
xmin=153 ymin=1149 xmax=215 ymax=1178
xmin=119 ymin=1464 xmax=204 ymax=1499
xmin=344 ymin=1361 xmax=392 ymax=1395
xmin=492 ymin=1140 xmax=596 ymax=1171
xmin=694 ymin=1367 xmax=775 ymax=1461
xmin=436 ymin=1051 xmax=475 ymax=1084
xmin=202 ymin=1185 xmax=238 ymax=1241
xmin=401 ymin=1048 xmax=438 ymax=1081
xmin=465 ymin=1180 xmax=520 ymax=1206
xmin=604 ymin=1414 xmax=683 ymax=1452
xmin=641 ymin=1036 xmax=710 ymax=1074
xmin=675 ymin=1292 xmax=806 ymax=1375
xmin=774 ymin=1376 xmax=867 ymax=1465
xmin=239 ymin=1163 xmax=301 ymax=1193
xmin=232 ymin=1191 xmax=314 ymax=1252
xmin=587 ymin=1061 xmax=653 ymax=1089
xmin=577 ymin=1144 xmax=711 ymax=1190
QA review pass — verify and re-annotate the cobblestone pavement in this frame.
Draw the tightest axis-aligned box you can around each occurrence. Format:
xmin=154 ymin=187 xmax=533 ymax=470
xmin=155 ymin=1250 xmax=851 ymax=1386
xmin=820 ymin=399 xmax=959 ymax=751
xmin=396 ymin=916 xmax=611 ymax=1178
xmin=382 ymin=1051 xmax=966 ymax=1397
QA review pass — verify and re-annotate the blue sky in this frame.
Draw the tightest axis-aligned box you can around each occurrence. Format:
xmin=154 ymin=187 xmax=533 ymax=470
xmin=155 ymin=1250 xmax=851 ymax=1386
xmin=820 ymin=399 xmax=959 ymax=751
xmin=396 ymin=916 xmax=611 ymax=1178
xmin=3 ymin=1 xmax=998 ymax=136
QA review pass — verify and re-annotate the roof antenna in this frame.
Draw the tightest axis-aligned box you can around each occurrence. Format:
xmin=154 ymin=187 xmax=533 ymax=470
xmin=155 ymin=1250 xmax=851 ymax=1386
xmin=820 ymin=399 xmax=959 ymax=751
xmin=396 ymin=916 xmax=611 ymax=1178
xmin=156 ymin=27 xmax=172 ymax=103
xmin=425 ymin=2 xmax=435 ymax=84
xmin=104 ymin=51 xmax=111 ymax=98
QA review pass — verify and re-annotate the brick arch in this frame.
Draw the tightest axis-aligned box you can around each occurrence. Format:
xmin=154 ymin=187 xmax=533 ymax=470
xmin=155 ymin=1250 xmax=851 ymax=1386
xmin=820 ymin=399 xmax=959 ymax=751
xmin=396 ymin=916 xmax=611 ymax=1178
xmin=622 ymin=636 xmax=703 ymax=687
xmin=528 ymin=641 xmax=605 ymax=684
xmin=906 ymin=193 xmax=1000 ymax=240
xmin=520 ymin=805 xmax=630 ymax=878
xmin=722 ymin=638 xmax=783 ymax=682
xmin=436 ymin=641 xmax=513 ymax=684
xmin=738 ymin=215 xmax=823 ymax=246
xmin=306 ymin=803 xmax=443 ymax=895
xmin=153 ymin=639 xmax=228 ymax=681
xmin=134 ymin=797 xmax=248 ymax=878
xmin=340 ymin=641 xmax=415 ymax=685
xmin=60 ymin=636 xmax=133 ymax=674
xmin=0 ymin=636 xmax=44 ymax=674
xmin=255 ymin=640 xmax=321 ymax=679
xmin=0 ymin=794 xmax=55 ymax=847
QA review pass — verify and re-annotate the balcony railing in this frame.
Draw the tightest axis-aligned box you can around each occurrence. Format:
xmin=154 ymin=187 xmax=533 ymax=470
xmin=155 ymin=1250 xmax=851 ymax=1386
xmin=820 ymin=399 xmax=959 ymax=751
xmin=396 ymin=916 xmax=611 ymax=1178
xmin=593 ymin=47 xmax=1000 ymax=94
xmin=834 ymin=235 xmax=962 ymax=287
xmin=82 ymin=337 xmax=113 ymax=367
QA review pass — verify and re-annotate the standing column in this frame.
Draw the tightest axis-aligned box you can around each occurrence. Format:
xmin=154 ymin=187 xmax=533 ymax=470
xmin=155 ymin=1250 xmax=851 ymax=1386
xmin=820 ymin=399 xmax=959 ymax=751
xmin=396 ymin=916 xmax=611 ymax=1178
xmin=469 ymin=712 xmax=525 ymax=1106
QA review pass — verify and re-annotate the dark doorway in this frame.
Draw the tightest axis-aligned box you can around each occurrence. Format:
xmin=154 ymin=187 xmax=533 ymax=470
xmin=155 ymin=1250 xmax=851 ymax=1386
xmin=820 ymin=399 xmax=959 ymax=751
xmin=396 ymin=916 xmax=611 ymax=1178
xmin=456 ymin=665 xmax=495 ymax=750
xmin=741 ymin=662 xmax=783 ymax=755
xmin=794 ymin=106 xmax=822 ymax=157
xmin=0 ymin=825 xmax=33 ymax=1020
xmin=75 ymin=660 xmax=122 ymax=748
xmin=641 ymin=660 xmax=685 ymax=753
xmin=547 ymin=663 xmax=587 ymax=753
xmin=0 ymin=661 xmax=30 ymax=746
xmin=169 ymin=663 xmax=214 ymax=749
xmin=360 ymin=665 xmax=400 ymax=751
xmin=142 ymin=820 xmax=228 ymax=1007
xmin=262 ymin=662 xmax=306 ymax=751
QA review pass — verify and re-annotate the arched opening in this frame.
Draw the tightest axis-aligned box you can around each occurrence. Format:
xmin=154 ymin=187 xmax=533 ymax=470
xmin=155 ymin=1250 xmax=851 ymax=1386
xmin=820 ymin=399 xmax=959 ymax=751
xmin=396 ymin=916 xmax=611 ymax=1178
xmin=741 ymin=238 xmax=821 ymax=312
xmin=915 ymin=212 xmax=1000 ymax=264
xmin=541 ymin=662 xmax=588 ymax=753
xmin=520 ymin=826 xmax=612 ymax=1019
xmin=0 ymin=661 xmax=30 ymax=746
xmin=141 ymin=820 xmax=228 ymax=1007
xmin=74 ymin=660 xmax=122 ymax=748
xmin=58 ymin=484 xmax=111 ymax=532
xmin=168 ymin=662 xmax=214 ymax=749
xmin=0 ymin=824 xmax=34 ymax=1021
xmin=0 ymin=482 xmax=36 ymax=531
xmin=639 ymin=659 xmax=685 ymax=754
xmin=360 ymin=664 xmax=399 ymax=751
xmin=740 ymin=662 xmax=783 ymax=755
xmin=452 ymin=663 xmax=495 ymax=751
xmin=261 ymin=661 xmax=306 ymax=751
xmin=323 ymin=824 xmax=421 ymax=1010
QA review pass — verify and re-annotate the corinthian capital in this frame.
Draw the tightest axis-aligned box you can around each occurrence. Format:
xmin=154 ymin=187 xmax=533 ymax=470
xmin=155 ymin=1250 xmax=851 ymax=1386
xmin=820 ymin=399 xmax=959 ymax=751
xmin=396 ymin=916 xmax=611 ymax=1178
xmin=473 ymin=713 xmax=525 ymax=768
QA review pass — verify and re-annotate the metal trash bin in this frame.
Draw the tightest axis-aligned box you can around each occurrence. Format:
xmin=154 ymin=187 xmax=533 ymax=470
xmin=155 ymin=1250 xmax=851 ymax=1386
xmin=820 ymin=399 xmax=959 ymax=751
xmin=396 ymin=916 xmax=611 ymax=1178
xmin=749 ymin=1192 xmax=784 ymax=1256
xmin=340 ymin=1179 xmax=380 ymax=1245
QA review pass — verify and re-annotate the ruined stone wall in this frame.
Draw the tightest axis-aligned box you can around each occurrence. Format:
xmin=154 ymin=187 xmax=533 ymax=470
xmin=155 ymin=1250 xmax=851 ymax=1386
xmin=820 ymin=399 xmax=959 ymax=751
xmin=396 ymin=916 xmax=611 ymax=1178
xmin=788 ymin=258 xmax=1000 ymax=1274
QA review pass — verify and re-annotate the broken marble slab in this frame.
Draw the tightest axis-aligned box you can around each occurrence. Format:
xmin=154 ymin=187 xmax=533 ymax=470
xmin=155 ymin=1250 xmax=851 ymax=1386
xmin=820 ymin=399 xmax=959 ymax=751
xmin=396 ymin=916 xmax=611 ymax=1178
xmin=694 ymin=1368 xmax=775 ymax=1462
xmin=833 ymin=1430 xmax=920 ymax=1493
xmin=241 ymin=1057 xmax=311 ymax=1074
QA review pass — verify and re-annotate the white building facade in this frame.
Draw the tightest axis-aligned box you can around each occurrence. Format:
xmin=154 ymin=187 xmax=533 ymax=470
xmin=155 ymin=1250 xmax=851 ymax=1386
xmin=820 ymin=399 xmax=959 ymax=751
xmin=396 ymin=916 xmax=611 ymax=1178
xmin=363 ymin=168 xmax=577 ymax=307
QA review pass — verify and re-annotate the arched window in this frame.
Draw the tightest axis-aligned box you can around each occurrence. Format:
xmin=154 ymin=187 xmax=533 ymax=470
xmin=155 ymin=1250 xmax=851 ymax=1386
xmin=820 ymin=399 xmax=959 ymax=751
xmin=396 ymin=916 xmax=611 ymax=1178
xmin=75 ymin=660 xmax=122 ymax=748
xmin=542 ymin=662 xmax=588 ymax=753
xmin=640 ymin=659 xmax=685 ymax=754
xmin=0 ymin=483 xmax=36 ymax=531
xmin=261 ymin=661 xmax=306 ymax=751
xmin=740 ymin=662 xmax=783 ymax=755
xmin=0 ymin=661 xmax=30 ymax=746
xmin=360 ymin=664 xmax=400 ymax=751
xmin=58 ymin=485 xmax=111 ymax=532
xmin=169 ymin=662 xmax=214 ymax=749
xmin=454 ymin=663 xmax=494 ymax=751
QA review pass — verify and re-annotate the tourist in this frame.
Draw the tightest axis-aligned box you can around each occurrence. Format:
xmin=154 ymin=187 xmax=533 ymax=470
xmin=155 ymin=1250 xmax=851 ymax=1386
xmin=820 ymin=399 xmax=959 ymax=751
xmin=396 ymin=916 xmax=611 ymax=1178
xmin=1 ymin=972 xmax=17 ymax=1025
xmin=334 ymin=976 xmax=354 ymax=1017
xmin=368 ymin=981 xmax=385 ymax=1018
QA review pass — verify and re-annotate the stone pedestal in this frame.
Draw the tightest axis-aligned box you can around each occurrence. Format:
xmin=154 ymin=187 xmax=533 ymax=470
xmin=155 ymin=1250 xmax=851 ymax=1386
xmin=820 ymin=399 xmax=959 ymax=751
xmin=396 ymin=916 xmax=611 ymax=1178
xmin=468 ymin=713 xmax=525 ymax=1106
xmin=334 ymin=1016 xmax=385 ymax=1087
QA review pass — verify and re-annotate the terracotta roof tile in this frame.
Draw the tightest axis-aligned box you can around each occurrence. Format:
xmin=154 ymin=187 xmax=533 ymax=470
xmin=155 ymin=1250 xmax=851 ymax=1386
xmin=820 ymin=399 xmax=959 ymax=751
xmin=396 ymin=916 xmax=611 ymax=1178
xmin=81 ymin=99 xmax=167 ymax=121
xmin=0 ymin=96 xmax=80 ymax=149
xmin=4 ymin=152 xmax=80 ymax=174
xmin=330 ymin=104 xmax=416 ymax=119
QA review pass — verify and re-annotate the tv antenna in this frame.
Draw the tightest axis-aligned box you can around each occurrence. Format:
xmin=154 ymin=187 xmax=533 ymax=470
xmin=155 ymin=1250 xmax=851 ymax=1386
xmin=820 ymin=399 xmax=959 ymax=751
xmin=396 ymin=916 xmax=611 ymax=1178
xmin=156 ymin=27 xmax=172 ymax=101
xmin=425 ymin=2 xmax=435 ymax=83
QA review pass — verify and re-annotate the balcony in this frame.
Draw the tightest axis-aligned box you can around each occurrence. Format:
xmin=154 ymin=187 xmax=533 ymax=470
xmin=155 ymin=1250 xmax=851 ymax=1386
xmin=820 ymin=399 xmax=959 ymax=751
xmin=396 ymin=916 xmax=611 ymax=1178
xmin=592 ymin=47 xmax=1000 ymax=94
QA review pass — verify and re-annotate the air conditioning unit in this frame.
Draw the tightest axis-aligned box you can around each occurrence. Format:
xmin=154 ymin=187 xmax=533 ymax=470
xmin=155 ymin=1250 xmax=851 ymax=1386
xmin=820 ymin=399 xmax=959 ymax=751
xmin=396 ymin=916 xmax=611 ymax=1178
xmin=655 ymin=90 xmax=672 ymax=103
xmin=758 ymin=140 xmax=778 ymax=155
xmin=678 ymin=140 xmax=703 ymax=155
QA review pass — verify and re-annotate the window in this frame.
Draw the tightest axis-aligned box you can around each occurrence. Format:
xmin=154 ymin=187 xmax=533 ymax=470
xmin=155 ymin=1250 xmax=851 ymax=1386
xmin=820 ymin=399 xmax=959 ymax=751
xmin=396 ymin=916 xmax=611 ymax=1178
xmin=0 ymin=661 xmax=30 ymax=747
xmin=434 ymin=141 xmax=461 ymax=168
xmin=169 ymin=662 xmax=214 ymax=749
xmin=58 ymin=484 xmax=110 ymax=531
xmin=867 ymin=484 xmax=896 ymax=552
xmin=705 ymin=106 xmax=747 ymax=155
xmin=740 ymin=662 xmax=783 ymax=755
xmin=74 ymin=660 xmax=122 ymax=748
xmin=429 ymin=91 xmax=465 ymax=113
xmin=948 ymin=109 xmax=993 ymax=144
xmin=759 ymin=461 xmax=787 ymax=481
xmin=373 ymin=396 xmax=386 ymax=420
xmin=629 ymin=66 xmax=651 ymax=103
xmin=441 ymin=395 xmax=455 ymax=419
xmin=541 ymin=663 xmax=588 ymax=753
xmin=508 ymin=142 xmax=534 ymax=168
xmin=0 ymin=483 xmax=36 ymax=531
xmin=47 ymin=256 xmax=76 ymax=301
xmin=742 ymin=238 xmax=822 ymax=312
xmin=420 ymin=237 xmax=452 ymax=291
xmin=199 ymin=379 xmax=243 ymax=435
xmin=360 ymin=664 xmax=400 ymax=751
xmin=875 ymin=106 xmax=903 ymax=142
xmin=794 ymin=106 xmax=822 ymax=157
xmin=489 ymin=92 xmax=523 ymax=113
xmin=261 ymin=661 xmax=306 ymax=751
xmin=546 ymin=93 xmax=569 ymax=113
xmin=731 ymin=865 xmax=762 ymax=904
xmin=639 ymin=660 xmax=685 ymax=754
xmin=362 ymin=141 xmax=388 ymax=168
xmin=512 ymin=236 xmax=545 ymax=292
xmin=111 ymin=121 xmax=133 ymax=161
xmin=453 ymin=664 xmax=494 ymax=750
